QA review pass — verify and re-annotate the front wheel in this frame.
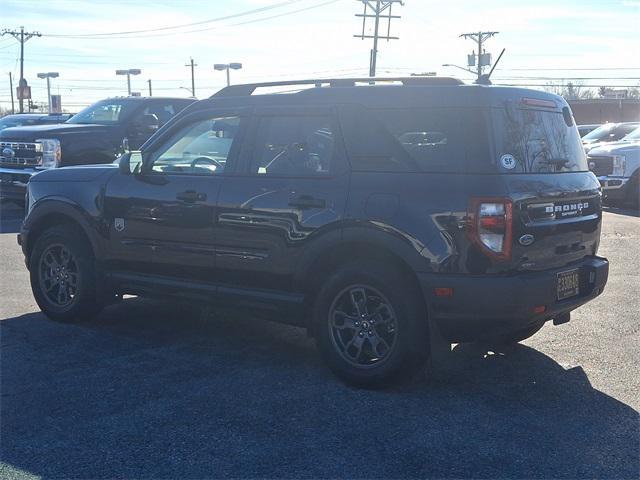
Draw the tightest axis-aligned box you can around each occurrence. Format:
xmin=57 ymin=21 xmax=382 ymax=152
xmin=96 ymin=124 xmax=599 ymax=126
xmin=29 ymin=225 xmax=103 ymax=322
xmin=313 ymin=262 xmax=427 ymax=387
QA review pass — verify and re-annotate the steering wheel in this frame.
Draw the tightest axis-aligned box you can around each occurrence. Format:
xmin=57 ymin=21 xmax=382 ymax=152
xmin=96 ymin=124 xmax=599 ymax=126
xmin=190 ymin=156 xmax=222 ymax=170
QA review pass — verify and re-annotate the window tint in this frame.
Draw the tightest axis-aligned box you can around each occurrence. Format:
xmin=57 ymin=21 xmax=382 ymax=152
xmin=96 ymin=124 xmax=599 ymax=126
xmin=340 ymin=106 xmax=491 ymax=173
xmin=250 ymin=116 xmax=333 ymax=176
xmin=67 ymin=100 xmax=134 ymax=125
xmin=376 ymin=109 xmax=472 ymax=172
xmin=150 ymin=116 xmax=240 ymax=175
xmin=140 ymin=102 xmax=177 ymax=125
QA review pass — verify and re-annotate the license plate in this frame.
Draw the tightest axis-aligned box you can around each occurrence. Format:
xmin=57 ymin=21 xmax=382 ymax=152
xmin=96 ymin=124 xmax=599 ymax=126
xmin=557 ymin=269 xmax=580 ymax=300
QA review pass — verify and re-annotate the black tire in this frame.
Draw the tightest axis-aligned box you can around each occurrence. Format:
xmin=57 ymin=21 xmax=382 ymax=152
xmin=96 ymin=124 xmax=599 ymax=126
xmin=481 ymin=321 xmax=545 ymax=347
xmin=313 ymin=261 xmax=428 ymax=387
xmin=29 ymin=225 xmax=103 ymax=322
xmin=624 ymin=174 xmax=639 ymax=210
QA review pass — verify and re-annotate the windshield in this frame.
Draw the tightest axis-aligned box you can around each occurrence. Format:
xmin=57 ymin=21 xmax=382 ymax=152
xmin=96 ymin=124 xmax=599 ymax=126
xmin=492 ymin=106 xmax=587 ymax=173
xmin=582 ymin=123 xmax=638 ymax=143
xmin=67 ymin=100 xmax=136 ymax=125
xmin=622 ymin=127 xmax=640 ymax=142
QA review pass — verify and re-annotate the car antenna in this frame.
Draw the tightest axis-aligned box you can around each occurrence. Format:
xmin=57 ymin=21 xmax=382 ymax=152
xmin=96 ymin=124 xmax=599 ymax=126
xmin=476 ymin=48 xmax=506 ymax=85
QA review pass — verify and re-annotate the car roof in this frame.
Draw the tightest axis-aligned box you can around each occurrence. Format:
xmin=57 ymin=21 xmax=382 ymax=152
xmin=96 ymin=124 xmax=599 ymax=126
xmin=100 ymin=96 xmax=196 ymax=102
xmin=187 ymin=77 xmax=569 ymax=112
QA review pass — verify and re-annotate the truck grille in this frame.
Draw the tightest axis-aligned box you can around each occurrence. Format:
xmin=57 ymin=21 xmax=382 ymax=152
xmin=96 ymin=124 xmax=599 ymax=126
xmin=0 ymin=141 xmax=42 ymax=166
xmin=587 ymin=155 xmax=613 ymax=176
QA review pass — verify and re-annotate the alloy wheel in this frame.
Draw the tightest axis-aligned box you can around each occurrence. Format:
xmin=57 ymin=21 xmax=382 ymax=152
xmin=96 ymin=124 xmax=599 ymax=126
xmin=328 ymin=285 xmax=398 ymax=368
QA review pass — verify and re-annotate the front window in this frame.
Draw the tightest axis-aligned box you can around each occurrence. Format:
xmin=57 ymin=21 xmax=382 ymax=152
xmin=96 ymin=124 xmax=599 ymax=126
xmin=67 ymin=100 xmax=136 ymax=125
xmin=150 ymin=116 xmax=240 ymax=175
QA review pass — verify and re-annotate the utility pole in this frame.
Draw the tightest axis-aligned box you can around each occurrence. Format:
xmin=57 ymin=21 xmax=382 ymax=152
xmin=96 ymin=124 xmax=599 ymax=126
xmin=185 ymin=58 xmax=197 ymax=97
xmin=459 ymin=31 xmax=499 ymax=80
xmin=354 ymin=1 xmax=403 ymax=77
xmin=147 ymin=79 xmax=152 ymax=96
xmin=2 ymin=26 xmax=41 ymax=113
xmin=8 ymin=72 xmax=15 ymax=114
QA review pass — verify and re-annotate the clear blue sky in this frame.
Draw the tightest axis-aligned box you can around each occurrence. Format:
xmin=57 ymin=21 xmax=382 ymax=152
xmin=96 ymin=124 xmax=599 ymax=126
xmin=1 ymin=0 xmax=638 ymax=111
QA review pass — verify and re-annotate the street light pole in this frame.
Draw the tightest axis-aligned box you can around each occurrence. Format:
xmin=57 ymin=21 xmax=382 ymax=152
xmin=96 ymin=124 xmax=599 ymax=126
xmin=214 ymin=63 xmax=242 ymax=87
xmin=116 ymin=68 xmax=141 ymax=96
xmin=37 ymin=72 xmax=59 ymax=114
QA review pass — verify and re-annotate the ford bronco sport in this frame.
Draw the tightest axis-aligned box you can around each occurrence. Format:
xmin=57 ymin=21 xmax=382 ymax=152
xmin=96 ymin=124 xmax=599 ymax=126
xmin=18 ymin=78 xmax=609 ymax=385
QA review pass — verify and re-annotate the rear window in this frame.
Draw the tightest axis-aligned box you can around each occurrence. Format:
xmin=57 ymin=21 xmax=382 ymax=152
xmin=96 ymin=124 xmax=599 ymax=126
xmin=492 ymin=106 xmax=587 ymax=173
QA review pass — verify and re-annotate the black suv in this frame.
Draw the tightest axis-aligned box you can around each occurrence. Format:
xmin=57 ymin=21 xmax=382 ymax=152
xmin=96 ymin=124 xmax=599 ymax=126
xmin=18 ymin=78 xmax=609 ymax=385
xmin=0 ymin=96 xmax=195 ymax=203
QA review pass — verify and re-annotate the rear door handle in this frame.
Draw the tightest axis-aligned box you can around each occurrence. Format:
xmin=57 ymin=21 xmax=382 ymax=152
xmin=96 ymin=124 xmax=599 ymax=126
xmin=288 ymin=195 xmax=326 ymax=209
xmin=176 ymin=190 xmax=207 ymax=203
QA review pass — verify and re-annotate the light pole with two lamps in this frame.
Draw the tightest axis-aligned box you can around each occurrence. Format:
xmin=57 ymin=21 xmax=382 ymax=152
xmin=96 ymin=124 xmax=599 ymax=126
xmin=115 ymin=68 xmax=141 ymax=96
xmin=214 ymin=63 xmax=242 ymax=87
xmin=37 ymin=72 xmax=59 ymax=114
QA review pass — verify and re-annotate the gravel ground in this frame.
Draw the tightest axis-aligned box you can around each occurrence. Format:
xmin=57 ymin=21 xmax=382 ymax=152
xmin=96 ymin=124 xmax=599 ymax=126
xmin=0 ymin=202 xmax=638 ymax=479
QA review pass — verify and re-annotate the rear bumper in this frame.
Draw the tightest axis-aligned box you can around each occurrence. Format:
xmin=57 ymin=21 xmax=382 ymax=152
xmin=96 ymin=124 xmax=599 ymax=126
xmin=417 ymin=256 xmax=609 ymax=343
xmin=0 ymin=167 xmax=37 ymax=202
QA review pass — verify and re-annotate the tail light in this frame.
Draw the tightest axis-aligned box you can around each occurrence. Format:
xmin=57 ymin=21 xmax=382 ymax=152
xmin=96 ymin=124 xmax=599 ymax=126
xmin=468 ymin=197 xmax=513 ymax=260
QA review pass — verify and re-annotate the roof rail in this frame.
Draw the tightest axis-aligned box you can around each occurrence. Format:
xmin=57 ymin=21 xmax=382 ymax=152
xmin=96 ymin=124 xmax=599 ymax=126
xmin=211 ymin=76 xmax=464 ymax=98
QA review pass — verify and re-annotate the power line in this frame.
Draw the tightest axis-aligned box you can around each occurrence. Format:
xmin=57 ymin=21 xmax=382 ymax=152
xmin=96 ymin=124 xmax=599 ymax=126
xmin=232 ymin=0 xmax=340 ymax=26
xmin=42 ymin=0 xmax=304 ymax=37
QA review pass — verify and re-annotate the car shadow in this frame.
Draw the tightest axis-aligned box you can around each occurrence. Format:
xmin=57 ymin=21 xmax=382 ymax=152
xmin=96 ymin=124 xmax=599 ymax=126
xmin=1 ymin=298 xmax=638 ymax=479
xmin=0 ymin=201 xmax=24 ymax=234
xmin=603 ymin=205 xmax=640 ymax=217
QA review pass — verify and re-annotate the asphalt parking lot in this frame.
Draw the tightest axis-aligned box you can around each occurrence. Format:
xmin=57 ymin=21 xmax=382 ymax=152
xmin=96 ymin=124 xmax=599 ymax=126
xmin=0 ymin=202 xmax=638 ymax=479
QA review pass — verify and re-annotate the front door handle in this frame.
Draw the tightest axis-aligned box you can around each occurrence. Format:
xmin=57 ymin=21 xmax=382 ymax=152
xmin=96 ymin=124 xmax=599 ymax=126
xmin=176 ymin=190 xmax=206 ymax=203
xmin=288 ymin=195 xmax=326 ymax=209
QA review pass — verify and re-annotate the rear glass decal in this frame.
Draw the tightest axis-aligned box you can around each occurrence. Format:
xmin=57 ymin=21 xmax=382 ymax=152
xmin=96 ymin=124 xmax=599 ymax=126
xmin=500 ymin=154 xmax=516 ymax=169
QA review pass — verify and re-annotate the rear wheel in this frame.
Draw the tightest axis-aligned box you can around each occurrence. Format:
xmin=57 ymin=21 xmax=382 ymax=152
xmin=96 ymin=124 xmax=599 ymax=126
xmin=314 ymin=261 xmax=427 ymax=387
xmin=29 ymin=225 xmax=103 ymax=322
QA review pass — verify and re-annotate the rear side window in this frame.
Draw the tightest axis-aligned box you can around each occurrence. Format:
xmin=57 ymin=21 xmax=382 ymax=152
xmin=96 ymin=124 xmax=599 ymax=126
xmin=492 ymin=106 xmax=587 ymax=173
xmin=339 ymin=105 xmax=491 ymax=173
xmin=249 ymin=116 xmax=334 ymax=176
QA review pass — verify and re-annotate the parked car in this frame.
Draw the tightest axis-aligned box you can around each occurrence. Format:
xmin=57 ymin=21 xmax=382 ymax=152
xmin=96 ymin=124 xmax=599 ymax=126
xmin=19 ymin=78 xmax=609 ymax=386
xmin=0 ymin=113 xmax=73 ymax=131
xmin=577 ymin=124 xmax=600 ymax=138
xmin=0 ymin=96 xmax=196 ymax=203
xmin=588 ymin=126 xmax=640 ymax=208
xmin=582 ymin=122 xmax=640 ymax=154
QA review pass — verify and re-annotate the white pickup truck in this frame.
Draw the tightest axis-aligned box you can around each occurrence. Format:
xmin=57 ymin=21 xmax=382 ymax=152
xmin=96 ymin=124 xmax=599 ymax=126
xmin=587 ymin=127 xmax=640 ymax=207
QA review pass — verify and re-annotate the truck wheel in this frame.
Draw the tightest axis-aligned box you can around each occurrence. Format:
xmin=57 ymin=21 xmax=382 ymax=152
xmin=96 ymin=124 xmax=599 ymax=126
xmin=29 ymin=225 xmax=103 ymax=323
xmin=482 ymin=321 xmax=545 ymax=347
xmin=313 ymin=261 xmax=427 ymax=387
xmin=624 ymin=173 xmax=639 ymax=209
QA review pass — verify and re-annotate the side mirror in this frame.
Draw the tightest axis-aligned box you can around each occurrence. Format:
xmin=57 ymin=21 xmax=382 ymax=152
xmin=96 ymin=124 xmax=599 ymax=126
xmin=119 ymin=151 xmax=143 ymax=175
xmin=131 ymin=113 xmax=159 ymax=134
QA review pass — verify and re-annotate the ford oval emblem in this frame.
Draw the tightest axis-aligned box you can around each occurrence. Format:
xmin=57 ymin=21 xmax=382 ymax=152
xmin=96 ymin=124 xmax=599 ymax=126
xmin=2 ymin=147 xmax=15 ymax=158
xmin=519 ymin=234 xmax=535 ymax=246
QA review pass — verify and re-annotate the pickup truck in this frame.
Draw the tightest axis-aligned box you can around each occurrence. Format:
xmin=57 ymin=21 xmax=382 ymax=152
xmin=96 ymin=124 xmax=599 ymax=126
xmin=588 ymin=126 xmax=640 ymax=208
xmin=0 ymin=96 xmax=195 ymax=203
